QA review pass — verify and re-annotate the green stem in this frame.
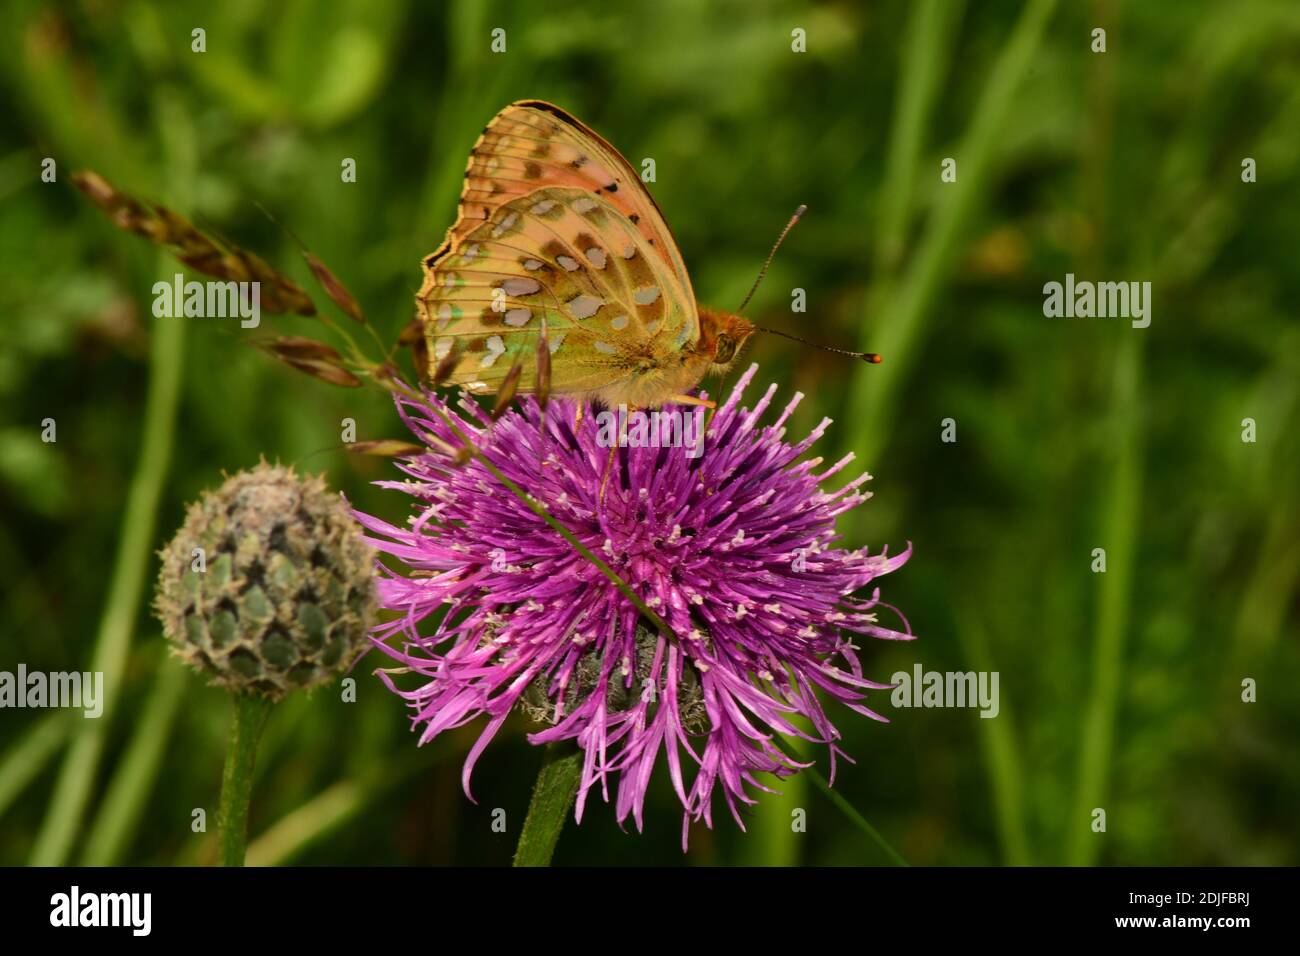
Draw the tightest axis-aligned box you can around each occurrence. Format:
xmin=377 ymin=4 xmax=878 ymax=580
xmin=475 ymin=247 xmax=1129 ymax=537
xmin=743 ymin=769 xmax=805 ymax=866
xmin=30 ymin=87 xmax=195 ymax=866
xmin=29 ymin=256 xmax=187 ymax=866
xmin=512 ymin=742 xmax=582 ymax=867
xmin=954 ymin=613 xmax=1032 ymax=865
xmin=847 ymin=0 xmax=1058 ymax=471
xmin=742 ymin=732 xmax=810 ymax=865
xmin=873 ymin=0 xmax=965 ymax=277
xmin=245 ymin=746 xmax=447 ymax=867
xmin=807 ymin=769 xmax=909 ymax=867
xmin=0 ymin=714 xmax=69 ymax=822
xmin=218 ymin=693 xmax=274 ymax=867
xmin=1067 ymin=337 xmax=1142 ymax=866
xmin=82 ymin=653 xmax=188 ymax=865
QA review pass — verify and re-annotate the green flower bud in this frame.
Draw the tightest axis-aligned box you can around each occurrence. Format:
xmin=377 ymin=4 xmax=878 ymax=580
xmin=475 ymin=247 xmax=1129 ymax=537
xmin=155 ymin=462 xmax=375 ymax=701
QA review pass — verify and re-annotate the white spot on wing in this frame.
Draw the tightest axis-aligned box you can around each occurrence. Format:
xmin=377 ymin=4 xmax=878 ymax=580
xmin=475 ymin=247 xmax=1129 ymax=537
xmin=634 ymin=285 xmax=661 ymax=305
xmin=437 ymin=304 xmax=453 ymax=330
xmin=610 ymin=315 xmax=629 ymax=331
xmin=523 ymin=259 xmax=544 ymax=271
xmin=594 ymin=341 xmax=617 ymax=355
xmin=571 ymin=197 xmax=598 ymax=214
xmin=585 ymin=247 xmax=607 ymax=269
xmin=548 ymin=332 xmax=567 ymax=354
xmin=556 ymin=255 xmax=580 ymax=272
xmin=480 ymin=335 xmax=506 ymax=368
xmin=530 ymin=199 xmax=557 ymax=215
xmin=502 ymin=277 xmax=540 ymax=296
xmin=435 ymin=337 xmax=453 ymax=359
xmin=490 ymin=212 xmax=519 ymax=238
xmin=567 ymin=295 xmax=604 ymax=320
xmin=505 ymin=308 xmax=531 ymax=327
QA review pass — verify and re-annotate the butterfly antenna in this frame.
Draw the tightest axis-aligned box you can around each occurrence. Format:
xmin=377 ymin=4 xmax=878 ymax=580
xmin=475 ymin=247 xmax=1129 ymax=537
xmin=742 ymin=205 xmax=882 ymax=364
xmin=752 ymin=324 xmax=883 ymax=364
xmin=737 ymin=204 xmax=807 ymax=314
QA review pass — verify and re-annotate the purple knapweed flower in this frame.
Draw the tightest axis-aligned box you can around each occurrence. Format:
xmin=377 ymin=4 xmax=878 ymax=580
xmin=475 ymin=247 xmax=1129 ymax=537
xmin=354 ymin=364 xmax=911 ymax=846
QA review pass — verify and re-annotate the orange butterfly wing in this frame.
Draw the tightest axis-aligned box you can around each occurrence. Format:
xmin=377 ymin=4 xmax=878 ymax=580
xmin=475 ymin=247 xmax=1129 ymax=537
xmin=416 ymin=101 xmax=701 ymax=399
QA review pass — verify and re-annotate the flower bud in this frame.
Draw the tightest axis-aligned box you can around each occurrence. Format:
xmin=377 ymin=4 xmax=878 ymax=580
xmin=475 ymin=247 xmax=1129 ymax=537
xmin=155 ymin=463 xmax=375 ymax=700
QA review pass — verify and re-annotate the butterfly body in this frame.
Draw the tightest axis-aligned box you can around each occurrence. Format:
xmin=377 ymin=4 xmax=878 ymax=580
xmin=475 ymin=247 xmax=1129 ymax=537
xmin=578 ymin=307 xmax=753 ymax=408
xmin=417 ymin=101 xmax=753 ymax=409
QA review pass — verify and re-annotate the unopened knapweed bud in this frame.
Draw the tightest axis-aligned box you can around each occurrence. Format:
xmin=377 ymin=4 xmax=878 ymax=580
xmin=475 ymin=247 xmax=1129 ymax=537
xmin=156 ymin=462 xmax=375 ymax=700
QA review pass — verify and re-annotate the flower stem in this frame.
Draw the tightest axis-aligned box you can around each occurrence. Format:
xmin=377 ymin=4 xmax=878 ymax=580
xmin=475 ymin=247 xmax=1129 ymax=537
xmin=512 ymin=742 xmax=582 ymax=867
xmin=218 ymin=693 xmax=274 ymax=867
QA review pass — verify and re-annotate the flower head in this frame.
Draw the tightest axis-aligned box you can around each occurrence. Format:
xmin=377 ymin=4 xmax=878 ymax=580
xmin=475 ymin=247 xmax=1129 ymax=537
xmin=156 ymin=462 xmax=376 ymax=701
xmin=356 ymin=365 xmax=911 ymax=843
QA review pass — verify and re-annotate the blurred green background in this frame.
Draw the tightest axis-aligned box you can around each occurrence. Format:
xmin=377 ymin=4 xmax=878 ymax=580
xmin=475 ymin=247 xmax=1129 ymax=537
xmin=2 ymin=0 xmax=1298 ymax=866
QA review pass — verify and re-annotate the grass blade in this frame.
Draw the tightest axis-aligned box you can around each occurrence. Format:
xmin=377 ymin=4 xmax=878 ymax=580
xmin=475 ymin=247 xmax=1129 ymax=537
xmin=807 ymin=769 xmax=908 ymax=867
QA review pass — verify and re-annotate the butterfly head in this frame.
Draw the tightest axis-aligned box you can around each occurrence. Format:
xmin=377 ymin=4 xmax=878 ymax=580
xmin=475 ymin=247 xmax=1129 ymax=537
xmin=699 ymin=307 xmax=757 ymax=374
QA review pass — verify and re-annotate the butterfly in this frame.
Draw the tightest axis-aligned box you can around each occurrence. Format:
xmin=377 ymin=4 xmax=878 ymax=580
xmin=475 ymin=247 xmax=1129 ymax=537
xmin=416 ymin=100 xmax=879 ymax=413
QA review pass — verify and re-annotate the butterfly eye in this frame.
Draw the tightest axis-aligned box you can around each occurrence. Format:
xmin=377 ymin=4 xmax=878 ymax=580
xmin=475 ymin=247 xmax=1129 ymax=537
xmin=714 ymin=334 xmax=737 ymax=366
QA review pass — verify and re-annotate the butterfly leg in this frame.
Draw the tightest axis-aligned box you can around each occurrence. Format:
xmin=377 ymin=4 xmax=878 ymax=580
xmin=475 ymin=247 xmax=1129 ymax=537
xmin=668 ymin=394 xmax=717 ymax=409
xmin=597 ymin=403 xmax=634 ymax=507
xmin=537 ymin=401 xmax=551 ymax=470
xmin=536 ymin=336 xmax=552 ymax=469
xmin=598 ymin=443 xmax=618 ymax=506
